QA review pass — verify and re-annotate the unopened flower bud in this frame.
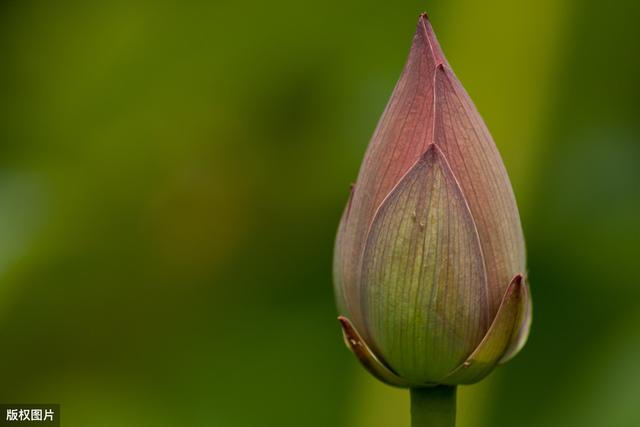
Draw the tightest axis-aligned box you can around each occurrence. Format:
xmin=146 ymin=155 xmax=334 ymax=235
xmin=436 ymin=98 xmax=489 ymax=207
xmin=333 ymin=13 xmax=531 ymax=387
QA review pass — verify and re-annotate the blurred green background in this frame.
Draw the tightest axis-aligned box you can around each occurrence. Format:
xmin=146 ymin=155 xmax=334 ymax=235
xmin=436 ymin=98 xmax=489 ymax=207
xmin=1 ymin=0 xmax=639 ymax=426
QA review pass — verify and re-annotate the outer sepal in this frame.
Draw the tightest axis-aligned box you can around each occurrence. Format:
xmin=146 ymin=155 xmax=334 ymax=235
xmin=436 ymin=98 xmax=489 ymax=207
xmin=333 ymin=184 xmax=355 ymax=316
xmin=441 ymin=274 xmax=529 ymax=385
xmin=337 ymin=316 xmax=413 ymax=388
xmin=500 ymin=279 xmax=532 ymax=363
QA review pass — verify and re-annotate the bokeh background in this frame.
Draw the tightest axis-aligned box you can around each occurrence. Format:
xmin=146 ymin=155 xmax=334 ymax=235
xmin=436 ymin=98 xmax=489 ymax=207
xmin=1 ymin=0 xmax=639 ymax=426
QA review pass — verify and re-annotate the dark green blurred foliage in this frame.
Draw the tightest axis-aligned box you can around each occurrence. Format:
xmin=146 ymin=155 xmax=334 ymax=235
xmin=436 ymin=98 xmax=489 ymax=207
xmin=0 ymin=1 xmax=638 ymax=426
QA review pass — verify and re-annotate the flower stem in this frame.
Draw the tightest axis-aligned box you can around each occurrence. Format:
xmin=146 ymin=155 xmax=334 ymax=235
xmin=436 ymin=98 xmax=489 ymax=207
xmin=410 ymin=386 xmax=457 ymax=427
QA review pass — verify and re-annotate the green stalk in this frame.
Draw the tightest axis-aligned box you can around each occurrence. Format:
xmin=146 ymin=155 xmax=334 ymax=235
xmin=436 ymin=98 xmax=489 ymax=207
xmin=410 ymin=386 xmax=457 ymax=427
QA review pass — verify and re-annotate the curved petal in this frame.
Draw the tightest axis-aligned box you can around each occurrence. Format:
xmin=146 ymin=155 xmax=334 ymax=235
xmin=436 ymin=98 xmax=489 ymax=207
xmin=335 ymin=14 xmax=448 ymax=330
xmin=360 ymin=145 xmax=489 ymax=383
xmin=333 ymin=184 xmax=355 ymax=316
xmin=441 ymin=274 xmax=527 ymax=385
xmin=338 ymin=316 xmax=412 ymax=388
xmin=500 ymin=278 xmax=532 ymax=363
xmin=433 ymin=64 xmax=527 ymax=319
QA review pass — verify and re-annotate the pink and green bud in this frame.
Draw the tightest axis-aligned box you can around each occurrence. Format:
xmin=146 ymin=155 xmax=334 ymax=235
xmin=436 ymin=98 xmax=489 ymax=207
xmin=333 ymin=14 xmax=531 ymax=387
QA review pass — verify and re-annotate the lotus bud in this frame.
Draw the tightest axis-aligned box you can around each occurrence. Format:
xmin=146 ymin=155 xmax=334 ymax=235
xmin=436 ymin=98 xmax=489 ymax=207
xmin=333 ymin=13 xmax=531 ymax=387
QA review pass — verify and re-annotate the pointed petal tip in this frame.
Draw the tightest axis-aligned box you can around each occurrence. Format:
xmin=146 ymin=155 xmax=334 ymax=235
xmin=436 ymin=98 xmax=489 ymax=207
xmin=420 ymin=142 xmax=447 ymax=164
xmin=513 ymin=273 xmax=523 ymax=286
xmin=337 ymin=316 xmax=412 ymax=388
xmin=417 ymin=143 xmax=443 ymax=168
xmin=434 ymin=63 xmax=458 ymax=84
xmin=440 ymin=274 xmax=527 ymax=384
xmin=414 ymin=12 xmax=448 ymax=68
xmin=337 ymin=315 xmax=354 ymax=336
xmin=337 ymin=315 xmax=363 ymax=351
xmin=337 ymin=315 xmax=354 ymax=348
xmin=499 ymin=276 xmax=532 ymax=364
xmin=421 ymin=143 xmax=439 ymax=159
xmin=506 ymin=274 xmax=524 ymax=297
